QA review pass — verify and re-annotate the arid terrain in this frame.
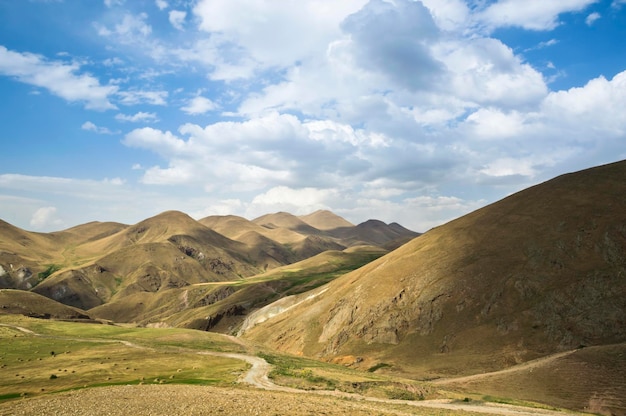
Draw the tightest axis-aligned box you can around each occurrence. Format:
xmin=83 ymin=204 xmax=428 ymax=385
xmin=0 ymin=317 xmax=584 ymax=416
xmin=1 ymin=161 xmax=626 ymax=415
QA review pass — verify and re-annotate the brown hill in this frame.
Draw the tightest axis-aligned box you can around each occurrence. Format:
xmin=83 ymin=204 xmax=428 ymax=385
xmin=326 ymin=219 xmax=421 ymax=248
xmin=436 ymin=342 xmax=626 ymax=415
xmin=204 ymin=211 xmax=417 ymax=263
xmin=199 ymin=215 xmax=300 ymax=267
xmin=241 ymin=160 xmax=626 ymax=412
xmin=198 ymin=215 xmax=265 ymax=240
xmin=31 ymin=211 xmax=260 ymax=310
xmin=0 ymin=219 xmax=127 ymax=290
xmin=299 ymin=210 xmax=354 ymax=230
xmin=0 ymin=209 xmax=415 ymax=331
xmin=253 ymin=212 xmax=323 ymax=235
xmin=0 ymin=289 xmax=91 ymax=320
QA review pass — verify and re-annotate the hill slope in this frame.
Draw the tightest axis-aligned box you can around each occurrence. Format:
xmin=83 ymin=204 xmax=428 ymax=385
xmin=241 ymin=160 xmax=626 ymax=413
xmin=0 ymin=210 xmax=414 ymax=330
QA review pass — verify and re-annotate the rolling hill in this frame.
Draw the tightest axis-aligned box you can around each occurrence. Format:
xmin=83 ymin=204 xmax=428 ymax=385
xmin=0 ymin=209 xmax=415 ymax=331
xmin=240 ymin=160 xmax=626 ymax=414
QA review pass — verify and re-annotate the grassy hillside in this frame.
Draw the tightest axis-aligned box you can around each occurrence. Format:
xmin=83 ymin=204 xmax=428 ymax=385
xmin=0 ymin=314 xmax=248 ymax=401
xmin=0 ymin=315 xmax=432 ymax=405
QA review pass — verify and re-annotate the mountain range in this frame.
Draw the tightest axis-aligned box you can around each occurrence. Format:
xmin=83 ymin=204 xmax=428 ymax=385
xmin=1 ymin=160 xmax=625 ymax=414
xmin=0 ymin=209 xmax=418 ymax=331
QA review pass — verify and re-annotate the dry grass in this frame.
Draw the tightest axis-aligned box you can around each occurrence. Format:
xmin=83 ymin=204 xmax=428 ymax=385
xmin=0 ymin=315 xmax=247 ymax=400
xmin=243 ymin=160 xmax=626 ymax=415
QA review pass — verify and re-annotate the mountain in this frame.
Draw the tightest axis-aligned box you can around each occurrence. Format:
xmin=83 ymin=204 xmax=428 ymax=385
xmin=299 ymin=210 xmax=354 ymax=230
xmin=253 ymin=211 xmax=323 ymax=236
xmin=0 ymin=289 xmax=92 ymax=321
xmin=202 ymin=211 xmax=417 ymax=263
xmin=326 ymin=219 xmax=421 ymax=249
xmin=0 ymin=209 xmax=415 ymax=331
xmin=31 ymin=211 xmax=260 ymax=311
xmin=240 ymin=160 xmax=626 ymax=414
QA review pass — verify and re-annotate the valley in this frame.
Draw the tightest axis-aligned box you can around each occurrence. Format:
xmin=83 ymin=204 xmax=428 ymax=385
xmin=1 ymin=161 xmax=626 ymax=415
xmin=0 ymin=316 xmax=583 ymax=416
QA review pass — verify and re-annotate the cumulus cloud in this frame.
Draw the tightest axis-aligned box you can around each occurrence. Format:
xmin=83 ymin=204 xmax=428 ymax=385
xmin=436 ymin=37 xmax=547 ymax=108
xmin=123 ymin=112 xmax=398 ymax=192
xmin=0 ymin=46 xmax=117 ymax=110
xmin=30 ymin=206 xmax=64 ymax=229
xmin=5 ymin=0 xmax=625 ymax=233
xmin=250 ymin=186 xmax=338 ymax=215
xmin=169 ymin=10 xmax=186 ymax=30
xmin=475 ymin=0 xmax=598 ymax=31
xmin=191 ymin=0 xmax=367 ymax=79
xmin=181 ymin=96 xmax=217 ymax=115
xmin=30 ymin=207 xmax=65 ymax=229
xmin=97 ymin=13 xmax=152 ymax=37
xmin=81 ymin=121 xmax=117 ymax=134
xmin=340 ymin=0 xmax=443 ymax=91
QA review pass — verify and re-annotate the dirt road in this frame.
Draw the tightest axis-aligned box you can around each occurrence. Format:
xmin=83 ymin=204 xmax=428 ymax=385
xmin=0 ymin=323 xmax=580 ymax=416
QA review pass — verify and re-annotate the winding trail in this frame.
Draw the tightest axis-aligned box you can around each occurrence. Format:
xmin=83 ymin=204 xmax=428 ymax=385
xmin=432 ymin=350 xmax=579 ymax=386
xmin=0 ymin=323 xmax=579 ymax=416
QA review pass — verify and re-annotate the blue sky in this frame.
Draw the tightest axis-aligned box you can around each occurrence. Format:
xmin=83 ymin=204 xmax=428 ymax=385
xmin=1 ymin=0 xmax=626 ymax=232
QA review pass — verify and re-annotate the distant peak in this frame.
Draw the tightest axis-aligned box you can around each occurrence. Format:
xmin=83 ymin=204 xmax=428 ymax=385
xmin=299 ymin=210 xmax=354 ymax=231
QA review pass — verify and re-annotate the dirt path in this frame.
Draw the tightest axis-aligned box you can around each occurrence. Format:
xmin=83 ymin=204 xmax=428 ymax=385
xmin=432 ymin=350 xmax=579 ymax=386
xmin=0 ymin=323 xmax=579 ymax=416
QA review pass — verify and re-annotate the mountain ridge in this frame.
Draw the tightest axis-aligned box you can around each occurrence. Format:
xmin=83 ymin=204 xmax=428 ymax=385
xmin=241 ymin=160 xmax=626 ymax=401
xmin=1 ymin=209 xmax=416 ymax=330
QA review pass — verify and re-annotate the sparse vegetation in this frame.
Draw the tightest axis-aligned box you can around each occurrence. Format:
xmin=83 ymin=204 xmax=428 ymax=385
xmin=0 ymin=316 xmax=248 ymax=401
xmin=37 ymin=264 xmax=61 ymax=283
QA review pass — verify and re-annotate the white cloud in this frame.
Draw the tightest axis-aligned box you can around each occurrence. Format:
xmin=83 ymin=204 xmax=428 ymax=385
xmin=181 ymin=96 xmax=217 ymax=115
xmin=420 ymin=0 xmax=470 ymax=32
xmin=340 ymin=0 xmax=442 ymax=92
xmin=465 ymin=108 xmax=527 ymax=140
xmin=94 ymin=12 xmax=164 ymax=63
xmin=250 ymin=186 xmax=337 ymax=215
xmin=30 ymin=207 xmax=64 ymax=230
xmin=0 ymin=46 xmax=117 ymax=110
xmin=81 ymin=121 xmax=117 ymax=134
xmin=104 ymin=0 xmax=124 ymax=7
xmin=435 ymin=37 xmax=548 ymax=108
xmin=475 ymin=0 xmax=599 ymax=31
xmin=191 ymin=0 xmax=367 ymax=79
xmin=123 ymin=127 xmax=189 ymax=159
xmin=0 ymin=173 xmax=212 ymax=231
xmin=4 ymin=0 xmax=626 ymax=234
xmin=117 ymin=90 xmax=168 ymax=106
xmin=169 ymin=10 xmax=186 ymax=30
xmin=611 ymin=0 xmax=626 ymax=8
xmin=122 ymin=112 xmax=395 ymax=192
xmin=586 ymin=12 xmax=601 ymax=25
xmin=541 ymin=71 xmax=626 ymax=138
xmin=115 ymin=111 xmax=159 ymax=123
xmin=100 ymin=13 xmax=151 ymax=37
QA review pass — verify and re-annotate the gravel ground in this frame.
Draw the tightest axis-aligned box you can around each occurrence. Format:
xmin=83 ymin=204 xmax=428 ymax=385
xmin=0 ymin=384 xmax=430 ymax=416
xmin=0 ymin=384 xmax=581 ymax=416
